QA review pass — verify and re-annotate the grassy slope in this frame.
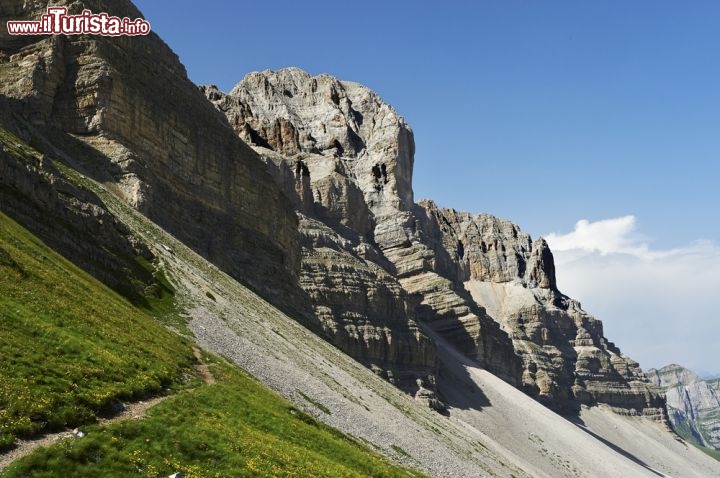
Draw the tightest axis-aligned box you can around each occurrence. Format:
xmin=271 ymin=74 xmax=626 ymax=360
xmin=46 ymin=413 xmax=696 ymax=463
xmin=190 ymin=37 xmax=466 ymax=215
xmin=0 ymin=212 xmax=426 ymax=477
xmin=5 ymin=359 xmax=424 ymax=478
xmin=0 ymin=211 xmax=196 ymax=450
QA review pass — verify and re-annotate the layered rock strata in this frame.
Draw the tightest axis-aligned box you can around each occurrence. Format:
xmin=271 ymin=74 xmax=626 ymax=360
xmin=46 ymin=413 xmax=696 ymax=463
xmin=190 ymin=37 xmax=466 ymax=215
xmin=207 ymin=67 xmax=664 ymax=415
xmin=649 ymin=364 xmax=720 ymax=450
xmin=298 ymin=214 xmax=437 ymax=390
xmin=204 ymin=68 xmax=522 ymax=392
xmin=0 ymin=0 xmax=299 ymax=307
xmin=0 ymin=104 xmax=154 ymax=296
xmin=419 ymin=202 xmax=665 ymax=416
xmin=0 ymin=0 xmax=665 ymax=416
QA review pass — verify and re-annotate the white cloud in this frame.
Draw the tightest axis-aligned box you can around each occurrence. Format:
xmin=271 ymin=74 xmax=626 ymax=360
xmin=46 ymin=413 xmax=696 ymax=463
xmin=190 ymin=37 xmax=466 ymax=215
xmin=545 ymin=217 xmax=720 ymax=375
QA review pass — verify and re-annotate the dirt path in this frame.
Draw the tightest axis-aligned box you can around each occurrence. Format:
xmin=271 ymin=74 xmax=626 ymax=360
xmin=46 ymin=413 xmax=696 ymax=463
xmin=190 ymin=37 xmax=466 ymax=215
xmin=0 ymin=351 xmax=216 ymax=472
xmin=0 ymin=395 xmax=170 ymax=472
xmin=193 ymin=346 xmax=216 ymax=385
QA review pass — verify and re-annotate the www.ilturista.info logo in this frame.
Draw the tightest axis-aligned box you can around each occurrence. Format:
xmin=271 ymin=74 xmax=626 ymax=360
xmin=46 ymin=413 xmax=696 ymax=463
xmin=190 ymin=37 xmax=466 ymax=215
xmin=7 ymin=7 xmax=151 ymax=36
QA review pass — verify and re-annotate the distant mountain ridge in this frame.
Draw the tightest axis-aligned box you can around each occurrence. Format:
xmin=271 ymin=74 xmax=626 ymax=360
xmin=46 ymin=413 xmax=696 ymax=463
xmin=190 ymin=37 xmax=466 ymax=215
xmin=648 ymin=364 xmax=720 ymax=452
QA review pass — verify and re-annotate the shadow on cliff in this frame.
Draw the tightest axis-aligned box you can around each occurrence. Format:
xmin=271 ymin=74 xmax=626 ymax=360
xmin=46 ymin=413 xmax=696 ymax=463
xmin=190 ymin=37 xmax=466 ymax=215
xmin=412 ymin=204 xmax=524 ymax=381
xmin=0 ymin=96 xmax=162 ymax=309
xmin=418 ymin=323 xmax=492 ymax=410
xmin=437 ymin=354 xmax=492 ymax=411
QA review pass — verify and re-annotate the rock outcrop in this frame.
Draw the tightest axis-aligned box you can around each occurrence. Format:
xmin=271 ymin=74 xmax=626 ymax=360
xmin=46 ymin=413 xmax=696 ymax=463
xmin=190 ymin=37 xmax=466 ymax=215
xmin=420 ymin=202 xmax=664 ymax=416
xmin=205 ymin=67 xmax=664 ymax=416
xmin=297 ymin=213 xmax=437 ymax=390
xmin=649 ymin=364 xmax=720 ymax=450
xmin=0 ymin=104 xmax=154 ymax=297
xmin=204 ymin=69 xmax=525 ymax=393
xmin=205 ymin=71 xmax=441 ymax=391
xmin=0 ymin=0 xmax=665 ymax=418
xmin=0 ymin=0 xmax=300 ymax=308
xmin=1 ymin=2 xmax=714 ymax=474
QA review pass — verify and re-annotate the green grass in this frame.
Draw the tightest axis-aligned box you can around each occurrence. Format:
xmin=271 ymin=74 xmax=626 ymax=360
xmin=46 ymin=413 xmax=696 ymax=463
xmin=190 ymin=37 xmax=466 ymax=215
xmin=298 ymin=390 xmax=332 ymax=414
xmin=390 ymin=444 xmax=410 ymax=457
xmin=131 ymin=255 xmax=187 ymax=332
xmin=0 ymin=212 xmax=428 ymax=477
xmin=4 ymin=361 xmax=427 ymax=478
xmin=0 ymin=212 xmax=196 ymax=451
xmin=670 ymin=413 xmax=720 ymax=462
xmin=0 ymin=126 xmax=182 ymax=322
xmin=698 ymin=446 xmax=720 ymax=462
xmin=0 ymin=127 xmax=37 ymax=161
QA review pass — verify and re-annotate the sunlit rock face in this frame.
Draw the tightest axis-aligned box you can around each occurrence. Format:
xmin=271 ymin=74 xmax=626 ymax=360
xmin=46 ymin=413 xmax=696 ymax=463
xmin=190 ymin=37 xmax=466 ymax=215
xmin=203 ymin=69 xmax=441 ymax=392
xmin=649 ymin=365 xmax=720 ymax=449
xmin=206 ymin=67 xmax=664 ymax=416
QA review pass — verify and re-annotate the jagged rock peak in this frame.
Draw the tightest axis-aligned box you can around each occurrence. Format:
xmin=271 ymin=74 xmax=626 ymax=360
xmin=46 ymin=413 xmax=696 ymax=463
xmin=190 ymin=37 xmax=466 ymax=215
xmin=203 ymin=67 xmax=415 ymax=211
xmin=228 ymin=67 xmax=410 ymax=157
xmin=417 ymin=199 xmax=557 ymax=290
xmin=647 ymin=364 xmax=702 ymax=389
xmin=206 ymin=67 xmax=664 ymax=417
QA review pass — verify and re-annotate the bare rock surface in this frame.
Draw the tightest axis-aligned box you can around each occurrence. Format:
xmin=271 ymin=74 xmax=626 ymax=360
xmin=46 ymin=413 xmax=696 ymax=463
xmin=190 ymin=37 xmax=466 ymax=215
xmin=649 ymin=364 xmax=720 ymax=451
xmin=205 ymin=69 xmax=523 ymax=391
xmin=0 ymin=2 xmax=715 ymax=472
xmin=0 ymin=0 xmax=300 ymax=307
xmin=648 ymin=364 xmax=703 ymax=389
xmin=206 ymin=67 xmax=664 ymax=417
xmin=297 ymin=213 xmax=437 ymax=391
xmin=107 ymin=193 xmax=720 ymax=477
xmin=0 ymin=99 xmax=154 ymax=294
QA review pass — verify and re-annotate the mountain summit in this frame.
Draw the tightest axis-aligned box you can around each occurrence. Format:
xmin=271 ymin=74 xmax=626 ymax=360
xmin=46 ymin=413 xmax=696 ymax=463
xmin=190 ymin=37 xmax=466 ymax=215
xmin=649 ymin=364 xmax=720 ymax=452
xmin=2 ymin=1 xmax=719 ymax=475
xmin=204 ymin=67 xmax=665 ymax=417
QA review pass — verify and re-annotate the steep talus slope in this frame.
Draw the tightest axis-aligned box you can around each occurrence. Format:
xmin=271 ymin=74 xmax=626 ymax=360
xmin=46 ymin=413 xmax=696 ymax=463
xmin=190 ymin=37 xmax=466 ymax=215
xmin=0 ymin=0 xmax=300 ymax=308
xmin=2 ymin=143 xmax=716 ymax=475
xmin=205 ymin=67 xmax=663 ymax=417
xmin=86 ymin=186 xmax=720 ymax=477
xmin=649 ymin=364 xmax=720 ymax=451
xmin=0 ymin=208 xmax=427 ymax=478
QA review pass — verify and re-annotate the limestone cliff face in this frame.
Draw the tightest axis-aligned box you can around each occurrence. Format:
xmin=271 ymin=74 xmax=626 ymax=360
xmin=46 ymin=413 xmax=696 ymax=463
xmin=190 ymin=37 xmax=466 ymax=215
xmin=205 ymin=69 xmax=522 ymax=390
xmin=298 ymin=214 xmax=437 ymax=390
xmin=648 ymin=364 xmax=703 ymax=389
xmin=206 ymin=73 xmax=440 ymax=388
xmin=0 ymin=102 xmax=153 ymax=295
xmin=0 ymin=0 xmax=300 ymax=306
xmin=205 ymin=68 xmax=664 ymax=417
xmin=649 ymin=365 xmax=720 ymax=450
xmin=418 ymin=201 xmax=664 ymax=416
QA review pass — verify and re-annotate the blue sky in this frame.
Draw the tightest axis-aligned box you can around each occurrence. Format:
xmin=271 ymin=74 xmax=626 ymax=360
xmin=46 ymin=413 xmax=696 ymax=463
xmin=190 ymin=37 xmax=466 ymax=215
xmin=133 ymin=1 xmax=719 ymax=373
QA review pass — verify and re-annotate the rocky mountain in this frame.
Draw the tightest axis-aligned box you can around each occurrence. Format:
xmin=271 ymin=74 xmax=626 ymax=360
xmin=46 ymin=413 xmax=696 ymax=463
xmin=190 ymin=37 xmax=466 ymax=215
xmin=204 ymin=67 xmax=665 ymax=417
xmin=649 ymin=364 xmax=720 ymax=451
xmin=0 ymin=0 xmax=301 ymax=311
xmin=4 ymin=0 xmax=718 ymax=475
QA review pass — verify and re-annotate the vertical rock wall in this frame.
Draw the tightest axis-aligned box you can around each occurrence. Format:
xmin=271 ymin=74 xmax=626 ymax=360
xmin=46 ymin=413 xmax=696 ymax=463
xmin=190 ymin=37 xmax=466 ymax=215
xmin=0 ymin=1 xmax=301 ymax=306
xmin=206 ymin=67 xmax=664 ymax=416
